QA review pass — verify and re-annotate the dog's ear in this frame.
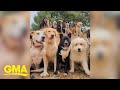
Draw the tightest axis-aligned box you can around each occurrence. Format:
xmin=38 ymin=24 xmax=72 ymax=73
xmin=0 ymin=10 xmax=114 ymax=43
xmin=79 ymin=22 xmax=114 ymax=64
xmin=68 ymin=33 xmax=71 ymax=38
xmin=68 ymin=40 xmax=73 ymax=51
xmin=42 ymin=28 xmax=47 ymax=36
xmin=54 ymin=29 xmax=60 ymax=45
xmin=30 ymin=31 xmax=34 ymax=39
xmin=80 ymin=33 xmax=87 ymax=40
xmin=60 ymin=34 xmax=63 ymax=39
xmin=85 ymin=39 xmax=88 ymax=49
xmin=54 ymin=29 xmax=59 ymax=38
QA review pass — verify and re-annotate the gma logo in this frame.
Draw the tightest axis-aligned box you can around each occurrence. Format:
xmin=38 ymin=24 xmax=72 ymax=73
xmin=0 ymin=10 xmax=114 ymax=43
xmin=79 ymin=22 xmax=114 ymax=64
xmin=4 ymin=65 xmax=28 ymax=77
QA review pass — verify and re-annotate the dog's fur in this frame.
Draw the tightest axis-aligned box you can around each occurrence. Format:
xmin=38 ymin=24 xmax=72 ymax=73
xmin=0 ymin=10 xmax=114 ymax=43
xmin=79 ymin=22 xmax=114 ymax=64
xmin=55 ymin=34 xmax=71 ymax=74
xmin=0 ymin=11 xmax=30 ymax=79
xmin=30 ymin=30 xmax=45 ymax=70
xmin=90 ymin=27 xmax=118 ymax=79
xmin=40 ymin=28 xmax=60 ymax=77
xmin=64 ymin=22 xmax=71 ymax=35
xmin=69 ymin=37 xmax=90 ymax=75
xmin=57 ymin=20 xmax=65 ymax=35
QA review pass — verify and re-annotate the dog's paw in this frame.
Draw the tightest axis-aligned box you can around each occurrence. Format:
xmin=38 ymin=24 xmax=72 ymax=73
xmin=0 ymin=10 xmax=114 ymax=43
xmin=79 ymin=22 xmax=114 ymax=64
xmin=54 ymin=71 xmax=60 ymax=75
xmin=69 ymin=69 xmax=74 ymax=73
xmin=40 ymin=72 xmax=49 ymax=77
xmin=30 ymin=75 xmax=35 ymax=79
xmin=85 ymin=70 xmax=90 ymax=76
xmin=63 ymin=73 xmax=68 ymax=76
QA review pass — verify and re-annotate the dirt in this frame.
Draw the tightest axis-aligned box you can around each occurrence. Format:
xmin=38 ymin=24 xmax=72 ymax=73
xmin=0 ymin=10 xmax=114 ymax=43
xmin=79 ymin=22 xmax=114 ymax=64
xmin=31 ymin=68 xmax=90 ymax=79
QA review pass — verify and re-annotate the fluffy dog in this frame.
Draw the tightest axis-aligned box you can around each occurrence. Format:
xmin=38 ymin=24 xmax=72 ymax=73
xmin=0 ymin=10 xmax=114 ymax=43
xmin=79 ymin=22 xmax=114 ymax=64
xmin=55 ymin=33 xmax=71 ymax=75
xmin=30 ymin=30 xmax=45 ymax=71
xmin=69 ymin=37 xmax=90 ymax=76
xmin=91 ymin=27 xmax=118 ymax=79
xmin=0 ymin=11 xmax=30 ymax=79
xmin=40 ymin=28 xmax=60 ymax=77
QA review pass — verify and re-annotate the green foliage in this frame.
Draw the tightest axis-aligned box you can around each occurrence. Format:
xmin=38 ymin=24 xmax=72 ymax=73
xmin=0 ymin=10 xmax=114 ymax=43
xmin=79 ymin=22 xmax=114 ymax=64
xmin=31 ymin=11 xmax=90 ymax=31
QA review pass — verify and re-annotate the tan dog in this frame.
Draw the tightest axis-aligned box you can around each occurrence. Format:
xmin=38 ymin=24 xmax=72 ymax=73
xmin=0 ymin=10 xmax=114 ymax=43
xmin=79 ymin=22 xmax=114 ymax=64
xmin=30 ymin=30 xmax=45 ymax=71
xmin=69 ymin=37 xmax=90 ymax=76
xmin=0 ymin=11 xmax=30 ymax=79
xmin=90 ymin=27 xmax=118 ymax=79
xmin=40 ymin=28 xmax=60 ymax=77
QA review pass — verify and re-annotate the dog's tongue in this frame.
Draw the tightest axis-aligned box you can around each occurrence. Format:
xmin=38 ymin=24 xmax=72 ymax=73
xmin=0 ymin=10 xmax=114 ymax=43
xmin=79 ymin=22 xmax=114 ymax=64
xmin=63 ymin=45 xmax=68 ymax=50
xmin=40 ymin=44 xmax=43 ymax=48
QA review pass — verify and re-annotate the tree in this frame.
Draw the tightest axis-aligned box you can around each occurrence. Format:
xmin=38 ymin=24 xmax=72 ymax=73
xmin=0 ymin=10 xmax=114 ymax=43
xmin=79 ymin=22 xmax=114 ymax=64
xmin=30 ymin=11 xmax=90 ymax=31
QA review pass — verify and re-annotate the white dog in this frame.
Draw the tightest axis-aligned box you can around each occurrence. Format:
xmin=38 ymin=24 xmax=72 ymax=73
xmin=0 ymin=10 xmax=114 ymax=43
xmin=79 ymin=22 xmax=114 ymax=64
xmin=69 ymin=37 xmax=90 ymax=75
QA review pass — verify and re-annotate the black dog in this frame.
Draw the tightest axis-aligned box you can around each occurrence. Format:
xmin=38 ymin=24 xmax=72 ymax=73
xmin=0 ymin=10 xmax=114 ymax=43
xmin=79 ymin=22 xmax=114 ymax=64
xmin=55 ymin=33 xmax=71 ymax=74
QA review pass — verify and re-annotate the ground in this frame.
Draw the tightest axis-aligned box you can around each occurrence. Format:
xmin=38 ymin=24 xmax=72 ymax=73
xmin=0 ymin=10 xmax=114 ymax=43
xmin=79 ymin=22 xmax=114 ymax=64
xmin=31 ymin=68 xmax=90 ymax=79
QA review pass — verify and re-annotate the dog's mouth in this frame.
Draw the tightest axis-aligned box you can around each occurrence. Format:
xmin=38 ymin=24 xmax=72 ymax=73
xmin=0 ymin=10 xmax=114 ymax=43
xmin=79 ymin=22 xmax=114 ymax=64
xmin=36 ymin=40 xmax=44 ymax=44
xmin=61 ymin=45 xmax=69 ymax=51
xmin=34 ymin=40 xmax=44 ymax=50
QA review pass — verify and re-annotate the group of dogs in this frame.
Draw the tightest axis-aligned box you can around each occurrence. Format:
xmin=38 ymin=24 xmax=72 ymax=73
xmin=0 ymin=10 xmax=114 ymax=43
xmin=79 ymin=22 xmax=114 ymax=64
xmin=30 ymin=20 xmax=90 ymax=77
xmin=1 ymin=11 xmax=119 ymax=79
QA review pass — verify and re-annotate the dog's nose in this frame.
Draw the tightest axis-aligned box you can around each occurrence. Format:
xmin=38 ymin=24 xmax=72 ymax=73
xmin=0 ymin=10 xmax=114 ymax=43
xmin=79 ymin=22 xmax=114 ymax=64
xmin=65 ymin=42 xmax=68 ymax=45
xmin=42 ymin=36 xmax=45 ymax=41
xmin=78 ymin=48 xmax=81 ymax=52
xmin=51 ymin=34 xmax=54 ymax=37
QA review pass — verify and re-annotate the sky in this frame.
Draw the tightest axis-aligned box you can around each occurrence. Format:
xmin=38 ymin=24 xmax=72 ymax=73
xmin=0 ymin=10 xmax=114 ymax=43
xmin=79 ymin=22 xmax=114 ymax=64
xmin=30 ymin=11 xmax=37 ymax=28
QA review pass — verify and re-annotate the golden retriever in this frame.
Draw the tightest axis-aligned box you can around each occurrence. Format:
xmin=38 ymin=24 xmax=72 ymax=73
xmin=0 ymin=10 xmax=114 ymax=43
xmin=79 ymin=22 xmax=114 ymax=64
xmin=69 ymin=37 xmax=90 ymax=75
xmin=40 ymin=28 xmax=60 ymax=77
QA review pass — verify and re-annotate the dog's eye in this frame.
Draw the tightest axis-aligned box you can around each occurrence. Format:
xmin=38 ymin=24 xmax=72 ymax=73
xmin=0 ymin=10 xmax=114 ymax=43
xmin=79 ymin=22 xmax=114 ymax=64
xmin=75 ymin=44 xmax=77 ymax=46
xmin=80 ymin=43 xmax=83 ymax=45
xmin=48 ymin=31 xmax=50 ymax=32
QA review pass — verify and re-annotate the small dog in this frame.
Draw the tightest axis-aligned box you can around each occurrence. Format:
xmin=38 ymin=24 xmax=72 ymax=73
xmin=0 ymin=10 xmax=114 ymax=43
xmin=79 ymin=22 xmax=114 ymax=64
xmin=30 ymin=30 xmax=45 ymax=71
xmin=69 ymin=37 xmax=90 ymax=76
xmin=55 ymin=33 xmax=71 ymax=75
xmin=40 ymin=28 xmax=60 ymax=77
